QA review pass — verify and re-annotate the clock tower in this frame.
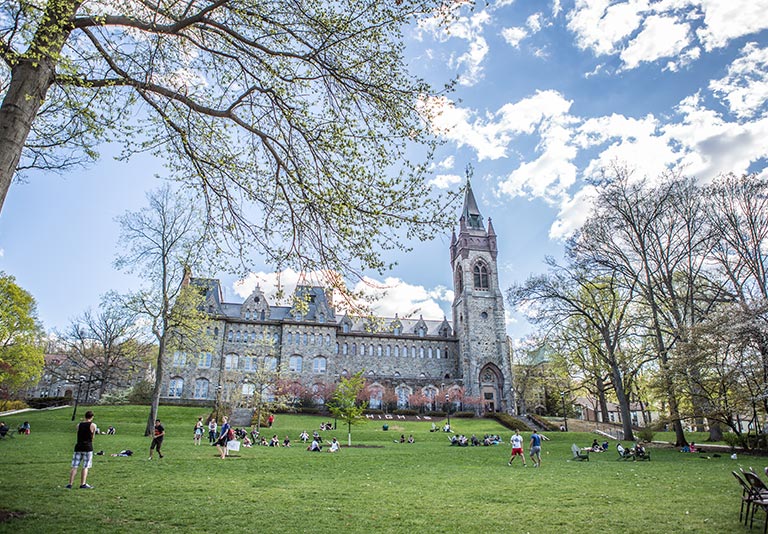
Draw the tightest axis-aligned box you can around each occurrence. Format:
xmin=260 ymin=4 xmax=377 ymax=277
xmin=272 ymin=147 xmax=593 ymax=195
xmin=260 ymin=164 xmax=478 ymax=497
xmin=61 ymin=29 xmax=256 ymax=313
xmin=450 ymin=175 xmax=512 ymax=412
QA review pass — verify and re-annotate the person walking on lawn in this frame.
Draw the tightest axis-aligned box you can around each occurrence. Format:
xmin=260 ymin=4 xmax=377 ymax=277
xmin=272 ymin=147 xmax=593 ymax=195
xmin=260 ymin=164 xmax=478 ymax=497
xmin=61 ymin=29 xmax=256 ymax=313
xmin=508 ymin=430 xmax=527 ymax=467
xmin=67 ymin=410 xmax=96 ymax=489
xmin=529 ymin=430 xmax=542 ymax=468
xmin=149 ymin=419 xmax=165 ymax=459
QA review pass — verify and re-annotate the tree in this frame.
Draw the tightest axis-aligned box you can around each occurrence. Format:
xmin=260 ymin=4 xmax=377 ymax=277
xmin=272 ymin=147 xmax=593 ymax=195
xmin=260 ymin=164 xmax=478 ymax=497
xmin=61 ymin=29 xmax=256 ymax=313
xmin=0 ymin=0 xmax=457 ymax=280
xmin=115 ymin=185 xmax=212 ymax=435
xmin=328 ymin=371 xmax=367 ymax=446
xmin=0 ymin=272 xmax=44 ymax=398
xmin=59 ymin=301 xmax=151 ymax=398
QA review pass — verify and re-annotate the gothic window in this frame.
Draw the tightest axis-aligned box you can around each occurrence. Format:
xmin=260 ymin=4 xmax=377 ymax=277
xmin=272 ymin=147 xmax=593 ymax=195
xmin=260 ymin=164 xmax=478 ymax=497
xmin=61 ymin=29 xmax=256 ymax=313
xmin=326 ymin=334 xmax=331 ymax=345
xmin=342 ymin=323 xmax=350 ymax=334
xmin=287 ymin=332 xmax=292 ymax=344
xmin=193 ymin=378 xmax=209 ymax=399
xmin=214 ymin=327 xmax=219 ymax=338
xmin=289 ymin=356 xmax=303 ymax=373
xmin=227 ymin=330 xmax=234 ymax=342
xmin=436 ymin=347 xmax=441 ymax=359
xmin=411 ymin=346 xmax=417 ymax=358
xmin=343 ymin=343 xmax=348 ymax=355
xmin=394 ymin=345 xmax=400 ymax=358
xmin=303 ymin=333 xmax=308 ymax=345
xmin=377 ymin=345 xmax=383 ymax=357
xmin=242 ymin=383 xmax=255 ymax=396
xmin=335 ymin=343 xmax=340 ymax=355
xmin=393 ymin=325 xmax=401 ymax=335
xmin=428 ymin=347 xmax=433 ymax=358
xmin=419 ymin=347 xmax=425 ymax=358
xmin=456 ymin=265 xmax=463 ymax=293
xmin=168 ymin=377 xmax=184 ymax=398
xmin=385 ymin=345 xmax=391 ymax=357
xmin=264 ymin=356 xmax=277 ymax=371
xmin=235 ymin=331 xmax=241 ymax=342
xmin=351 ymin=343 xmax=357 ymax=355
xmin=360 ymin=344 xmax=366 ymax=356
xmin=369 ymin=387 xmax=383 ymax=409
xmin=313 ymin=357 xmax=327 ymax=374
xmin=473 ymin=261 xmax=490 ymax=290
xmin=418 ymin=326 xmax=426 ymax=337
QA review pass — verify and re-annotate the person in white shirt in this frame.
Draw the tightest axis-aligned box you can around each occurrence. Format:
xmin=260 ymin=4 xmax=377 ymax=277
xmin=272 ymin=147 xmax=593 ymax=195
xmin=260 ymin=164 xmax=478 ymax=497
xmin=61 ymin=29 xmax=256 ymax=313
xmin=508 ymin=430 xmax=527 ymax=466
xmin=327 ymin=438 xmax=340 ymax=453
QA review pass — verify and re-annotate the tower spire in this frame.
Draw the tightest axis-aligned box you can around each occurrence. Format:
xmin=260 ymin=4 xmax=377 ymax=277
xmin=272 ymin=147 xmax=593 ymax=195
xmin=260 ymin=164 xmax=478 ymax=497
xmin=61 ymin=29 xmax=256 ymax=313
xmin=461 ymin=164 xmax=483 ymax=230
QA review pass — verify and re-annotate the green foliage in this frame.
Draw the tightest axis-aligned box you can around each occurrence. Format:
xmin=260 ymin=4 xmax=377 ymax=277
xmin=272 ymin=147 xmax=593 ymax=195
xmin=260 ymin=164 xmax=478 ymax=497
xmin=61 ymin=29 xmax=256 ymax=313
xmin=393 ymin=409 xmax=418 ymax=416
xmin=0 ymin=398 xmax=29 ymax=410
xmin=126 ymin=380 xmax=153 ymax=405
xmin=637 ymin=427 xmax=655 ymax=442
xmin=485 ymin=412 xmax=532 ymax=431
xmin=721 ymin=432 xmax=741 ymax=450
xmin=0 ymin=273 xmax=45 ymax=395
xmin=527 ymin=413 xmax=557 ymax=431
xmin=98 ymin=389 xmax=130 ymax=406
xmin=453 ymin=411 xmax=477 ymax=418
xmin=328 ymin=371 xmax=368 ymax=445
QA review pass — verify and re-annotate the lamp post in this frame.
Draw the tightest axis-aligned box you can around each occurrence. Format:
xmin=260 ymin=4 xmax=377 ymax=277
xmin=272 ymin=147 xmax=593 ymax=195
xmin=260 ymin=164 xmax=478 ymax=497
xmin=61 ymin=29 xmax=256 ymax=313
xmin=445 ymin=392 xmax=451 ymax=430
xmin=71 ymin=375 xmax=86 ymax=421
xmin=214 ymin=384 xmax=223 ymax=421
xmin=560 ymin=391 xmax=568 ymax=432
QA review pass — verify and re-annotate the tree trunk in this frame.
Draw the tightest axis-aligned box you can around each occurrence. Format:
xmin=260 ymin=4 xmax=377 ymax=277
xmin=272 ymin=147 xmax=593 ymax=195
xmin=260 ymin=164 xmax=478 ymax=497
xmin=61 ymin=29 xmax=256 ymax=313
xmin=0 ymin=0 xmax=80 ymax=211
xmin=609 ymin=364 xmax=634 ymax=442
xmin=145 ymin=337 xmax=165 ymax=436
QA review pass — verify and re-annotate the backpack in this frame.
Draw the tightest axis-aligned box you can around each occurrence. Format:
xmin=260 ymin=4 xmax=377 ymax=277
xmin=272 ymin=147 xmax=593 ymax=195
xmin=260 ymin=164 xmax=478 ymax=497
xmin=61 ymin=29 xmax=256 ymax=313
xmin=227 ymin=427 xmax=236 ymax=441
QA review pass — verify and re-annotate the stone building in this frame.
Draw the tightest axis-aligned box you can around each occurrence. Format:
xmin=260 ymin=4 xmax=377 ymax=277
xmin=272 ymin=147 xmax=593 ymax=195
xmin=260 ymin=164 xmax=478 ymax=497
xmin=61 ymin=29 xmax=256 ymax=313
xmin=162 ymin=183 xmax=512 ymax=412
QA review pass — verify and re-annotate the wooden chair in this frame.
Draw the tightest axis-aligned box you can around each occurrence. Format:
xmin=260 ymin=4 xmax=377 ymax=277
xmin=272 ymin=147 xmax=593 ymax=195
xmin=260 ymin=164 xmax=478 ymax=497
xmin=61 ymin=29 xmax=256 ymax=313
xmin=571 ymin=443 xmax=589 ymax=461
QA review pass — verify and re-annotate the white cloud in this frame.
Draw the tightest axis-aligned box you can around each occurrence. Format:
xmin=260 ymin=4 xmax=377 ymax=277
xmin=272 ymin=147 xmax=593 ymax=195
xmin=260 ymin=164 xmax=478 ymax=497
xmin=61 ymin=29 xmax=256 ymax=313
xmin=527 ymin=13 xmax=544 ymax=32
xmin=549 ymin=184 xmax=598 ymax=239
xmin=437 ymin=155 xmax=455 ymax=169
xmin=696 ymin=0 xmax=768 ymax=51
xmin=620 ymin=15 xmax=691 ymax=69
xmin=234 ymin=270 xmax=452 ymax=321
xmin=665 ymin=45 xmax=700 ymax=71
xmin=0 ymin=248 xmax=4 ymax=258
xmin=552 ymin=0 xmax=563 ymax=18
xmin=567 ymin=0 xmax=649 ymax=56
xmin=709 ymin=42 xmax=768 ymax=118
xmin=429 ymin=173 xmax=463 ymax=189
xmin=501 ymin=26 xmax=528 ymax=48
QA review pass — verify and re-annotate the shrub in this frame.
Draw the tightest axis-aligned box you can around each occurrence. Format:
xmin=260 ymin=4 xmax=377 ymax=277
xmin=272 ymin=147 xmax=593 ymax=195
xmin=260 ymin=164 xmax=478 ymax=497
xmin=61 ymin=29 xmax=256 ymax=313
xmin=426 ymin=411 xmax=446 ymax=417
xmin=453 ymin=411 xmax=476 ymax=418
xmin=126 ymin=381 xmax=153 ymax=404
xmin=722 ymin=432 xmax=741 ymax=450
xmin=636 ymin=427 xmax=655 ymax=442
xmin=364 ymin=409 xmax=384 ymax=415
xmin=24 ymin=397 xmax=63 ymax=409
xmin=485 ymin=412 xmax=532 ymax=431
xmin=99 ymin=389 xmax=130 ymax=405
xmin=393 ymin=409 xmax=417 ymax=416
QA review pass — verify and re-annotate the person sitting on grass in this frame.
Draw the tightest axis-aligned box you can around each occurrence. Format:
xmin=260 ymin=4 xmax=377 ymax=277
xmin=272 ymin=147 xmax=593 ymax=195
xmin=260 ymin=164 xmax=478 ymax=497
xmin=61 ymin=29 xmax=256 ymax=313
xmin=299 ymin=430 xmax=309 ymax=443
xmin=269 ymin=435 xmax=280 ymax=447
xmin=242 ymin=435 xmax=253 ymax=448
xmin=0 ymin=421 xmax=9 ymax=438
xmin=408 ymin=435 xmax=414 ymax=444
xmin=18 ymin=421 xmax=30 ymax=435
xmin=591 ymin=439 xmax=601 ymax=452
xmin=308 ymin=438 xmax=322 ymax=452
xmin=283 ymin=436 xmax=291 ymax=447
xmin=327 ymin=438 xmax=340 ymax=453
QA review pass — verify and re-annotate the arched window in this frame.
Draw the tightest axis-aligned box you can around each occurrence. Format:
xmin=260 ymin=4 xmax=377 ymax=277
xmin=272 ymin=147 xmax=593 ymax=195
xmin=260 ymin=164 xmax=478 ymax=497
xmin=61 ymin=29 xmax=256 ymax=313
xmin=411 ymin=346 xmax=417 ymax=358
xmin=310 ymin=333 xmax=315 ymax=345
xmin=473 ymin=261 xmax=489 ymax=290
xmin=419 ymin=347 xmax=425 ymax=358
xmin=360 ymin=344 xmax=366 ymax=356
xmin=289 ymin=356 xmax=303 ymax=373
xmin=436 ymin=347 xmax=441 ymax=359
xmin=168 ymin=377 xmax=184 ymax=398
xmin=194 ymin=378 xmax=209 ymax=399
xmin=351 ymin=343 xmax=357 ymax=355
xmin=342 ymin=323 xmax=350 ymax=334
xmin=396 ymin=385 xmax=410 ymax=408
xmin=335 ymin=343 xmax=340 ymax=355
xmin=242 ymin=383 xmax=255 ymax=396
xmin=343 ymin=343 xmax=349 ymax=355
xmin=386 ymin=345 xmax=391 ymax=357
xmin=456 ymin=265 xmax=464 ymax=293
xmin=394 ymin=345 xmax=400 ymax=358
xmin=326 ymin=334 xmax=331 ymax=345
xmin=287 ymin=332 xmax=293 ymax=344
xmin=369 ymin=387 xmax=383 ymax=409
xmin=264 ymin=356 xmax=277 ymax=371
xmin=313 ymin=357 xmax=327 ymax=374
xmin=428 ymin=347 xmax=433 ymax=358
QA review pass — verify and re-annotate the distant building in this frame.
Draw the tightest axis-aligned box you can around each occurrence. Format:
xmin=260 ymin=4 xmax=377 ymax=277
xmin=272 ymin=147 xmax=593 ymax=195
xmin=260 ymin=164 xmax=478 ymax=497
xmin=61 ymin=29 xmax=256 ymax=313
xmin=162 ymin=182 xmax=513 ymax=412
xmin=573 ymin=397 xmax=659 ymax=427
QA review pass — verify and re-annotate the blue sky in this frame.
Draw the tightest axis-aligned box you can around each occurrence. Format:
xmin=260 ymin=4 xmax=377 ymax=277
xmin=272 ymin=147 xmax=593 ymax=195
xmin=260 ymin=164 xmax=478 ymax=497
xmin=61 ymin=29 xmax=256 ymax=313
xmin=1 ymin=0 xmax=767 ymax=340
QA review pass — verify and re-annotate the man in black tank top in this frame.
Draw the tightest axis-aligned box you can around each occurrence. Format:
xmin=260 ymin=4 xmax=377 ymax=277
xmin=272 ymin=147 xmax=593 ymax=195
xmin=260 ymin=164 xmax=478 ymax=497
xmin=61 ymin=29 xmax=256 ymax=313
xmin=67 ymin=410 xmax=96 ymax=489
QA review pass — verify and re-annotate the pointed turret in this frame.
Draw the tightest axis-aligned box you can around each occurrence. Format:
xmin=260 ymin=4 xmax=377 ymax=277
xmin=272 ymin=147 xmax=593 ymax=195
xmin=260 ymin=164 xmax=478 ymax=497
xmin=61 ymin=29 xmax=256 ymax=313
xmin=461 ymin=166 xmax=484 ymax=230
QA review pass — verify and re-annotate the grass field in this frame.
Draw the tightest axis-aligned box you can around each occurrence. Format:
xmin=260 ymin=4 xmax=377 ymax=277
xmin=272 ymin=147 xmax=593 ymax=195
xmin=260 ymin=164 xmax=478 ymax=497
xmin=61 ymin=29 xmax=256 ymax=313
xmin=0 ymin=405 xmax=757 ymax=533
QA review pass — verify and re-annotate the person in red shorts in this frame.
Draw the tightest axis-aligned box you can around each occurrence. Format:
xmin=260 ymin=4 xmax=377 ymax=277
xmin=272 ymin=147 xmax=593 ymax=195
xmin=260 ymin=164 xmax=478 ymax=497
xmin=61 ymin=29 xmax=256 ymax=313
xmin=508 ymin=430 xmax=527 ymax=467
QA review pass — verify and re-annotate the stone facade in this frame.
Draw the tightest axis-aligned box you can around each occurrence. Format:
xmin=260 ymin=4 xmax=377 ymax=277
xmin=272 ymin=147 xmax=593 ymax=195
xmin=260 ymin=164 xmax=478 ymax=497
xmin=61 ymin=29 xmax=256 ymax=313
xmin=161 ymin=183 xmax=512 ymax=412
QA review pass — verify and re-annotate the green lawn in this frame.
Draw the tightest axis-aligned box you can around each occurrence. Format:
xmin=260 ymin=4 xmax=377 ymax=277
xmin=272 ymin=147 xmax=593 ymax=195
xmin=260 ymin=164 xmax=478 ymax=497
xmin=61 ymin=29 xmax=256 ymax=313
xmin=0 ymin=406 xmax=755 ymax=533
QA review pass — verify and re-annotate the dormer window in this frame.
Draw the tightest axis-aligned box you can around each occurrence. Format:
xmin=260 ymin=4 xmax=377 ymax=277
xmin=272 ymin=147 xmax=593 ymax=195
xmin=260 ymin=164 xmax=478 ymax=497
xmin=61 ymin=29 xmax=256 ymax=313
xmin=342 ymin=323 xmax=350 ymax=334
xmin=393 ymin=326 xmax=401 ymax=335
xmin=418 ymin=327 xmax=426 ymax=337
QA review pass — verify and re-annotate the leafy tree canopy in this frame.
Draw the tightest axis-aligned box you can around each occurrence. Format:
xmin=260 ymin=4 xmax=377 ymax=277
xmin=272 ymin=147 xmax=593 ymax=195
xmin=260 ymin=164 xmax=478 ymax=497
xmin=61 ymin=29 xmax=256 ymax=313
xmin=0 ymin=272 xmax=44 ymax=394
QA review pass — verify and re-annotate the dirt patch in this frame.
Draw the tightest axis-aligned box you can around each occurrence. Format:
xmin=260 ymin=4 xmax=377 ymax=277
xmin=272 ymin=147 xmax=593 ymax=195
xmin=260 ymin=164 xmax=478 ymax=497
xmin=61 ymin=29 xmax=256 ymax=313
xmin=0 ymin=510 xmax=25 ymax=523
